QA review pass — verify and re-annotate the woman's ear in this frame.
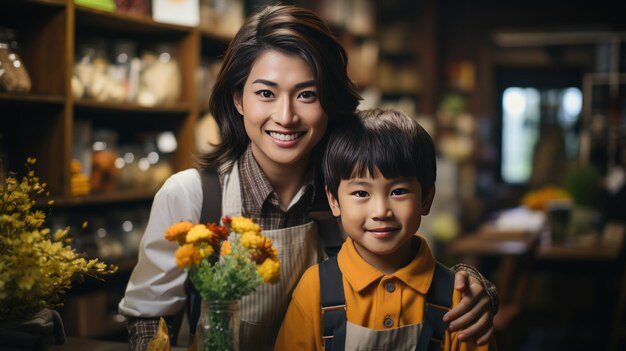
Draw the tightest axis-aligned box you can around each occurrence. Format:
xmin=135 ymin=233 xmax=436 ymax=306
xmin=325 ymin=186 xmax=341 ymax=217
xmin=233 ymin=92 xmax=244 ymax=115
xmin=421 ymin=186 xmax=436 ymax=215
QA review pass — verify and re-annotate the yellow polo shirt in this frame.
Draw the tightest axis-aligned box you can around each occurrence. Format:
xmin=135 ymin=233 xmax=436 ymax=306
xmin=275 ymin=235 xmax=495 ymax=351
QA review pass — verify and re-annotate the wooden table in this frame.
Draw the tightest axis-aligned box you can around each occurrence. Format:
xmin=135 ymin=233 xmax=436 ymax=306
xmin=448 ymin=222 xmax=626 ymax=350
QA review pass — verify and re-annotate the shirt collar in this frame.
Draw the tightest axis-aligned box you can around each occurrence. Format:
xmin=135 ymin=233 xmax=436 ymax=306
xmin=337 ymin=235 xmax=436 ymax=295
xmin=239 ymin=145 xmax=316 ymax=213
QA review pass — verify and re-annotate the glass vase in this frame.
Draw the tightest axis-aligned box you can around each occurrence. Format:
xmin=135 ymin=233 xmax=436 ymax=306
xmin=196 ymin=300 xmax=240 ymax=351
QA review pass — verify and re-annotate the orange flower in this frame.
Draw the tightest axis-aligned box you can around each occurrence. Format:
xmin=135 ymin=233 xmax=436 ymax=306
xmin=220 ymin=241 xmax=231 ymax=256
xmin=164 ymin=221 xmax=193 ymax=244
xmin=175 ymin=244 xmax=202 ymax=268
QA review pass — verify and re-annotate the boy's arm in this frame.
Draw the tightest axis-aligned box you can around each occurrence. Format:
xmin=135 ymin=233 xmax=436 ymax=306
xmin=275 ymin=266 xmax=322 ymax=351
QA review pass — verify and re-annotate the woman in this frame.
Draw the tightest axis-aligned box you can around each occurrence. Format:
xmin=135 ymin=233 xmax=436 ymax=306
xmin=119 ymin=5 xmax=496 ymax=350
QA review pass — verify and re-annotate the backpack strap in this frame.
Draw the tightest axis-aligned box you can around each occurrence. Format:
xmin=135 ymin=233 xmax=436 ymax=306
xmin=310 ymin=187 xmax=345 ymax=258
xmin=318 ymin=256 xmax=346 ymax=351
xmin=415 ymin=262 xmax=455 ymax=351
xmin=187 ymin=167 xmax=222 ymax=336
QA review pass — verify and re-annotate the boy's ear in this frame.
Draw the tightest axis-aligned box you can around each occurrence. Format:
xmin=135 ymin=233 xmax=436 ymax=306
xmin=233 ymin=92 xmax=244 ymax=115
xmin=421 ymin=186 xmax=436 ymax=215
xmin=325 ymin=186 xmax=341 ymax=217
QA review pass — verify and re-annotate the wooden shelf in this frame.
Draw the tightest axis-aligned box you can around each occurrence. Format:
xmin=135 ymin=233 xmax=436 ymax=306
xmin=75 ymin=4 xmax=192 ymax=37
xmin=0 ymin=92 xmax=65 ymax=104
xmin=74 ymin=99 xmax=191 ymax=114
xmin=199 ymin=27 xmax=234 ymax=42
xmin=45 ymin=188 xmax=156 ymax=207
xmin=2 ymin=0 xmax=66 ymax=10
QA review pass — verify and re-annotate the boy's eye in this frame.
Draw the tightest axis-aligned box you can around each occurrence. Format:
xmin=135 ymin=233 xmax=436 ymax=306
xmin=352 ymin=190 xmax=369 ymax=198
xmin=255 ymin=90 xmax=274 ymax=99
xmin=298 ymin=91 xmax=317 ymax=101
xmin=391 ymin=188 xmax=408 ymax=196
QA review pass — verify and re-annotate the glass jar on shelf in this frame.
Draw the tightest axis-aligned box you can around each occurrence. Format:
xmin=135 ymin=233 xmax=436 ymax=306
xmin=137 ymin=43 xmax=181 ymax=106
xmin=0 ymin=27 xmax=32 ymax=93
xmin=90 ymin=129 xmax=119 ymax=193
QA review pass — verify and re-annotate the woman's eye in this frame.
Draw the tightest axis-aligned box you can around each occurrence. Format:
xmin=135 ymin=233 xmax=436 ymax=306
xmin=352 ymin=191 xmax=369 ymax=198
xmin=298 ymin=91 xmax=317 ymax=100
xmin=391 ymin=188 xmax=408 ymax=196
xmin=255 ymin=90 xmax=274 ymax=99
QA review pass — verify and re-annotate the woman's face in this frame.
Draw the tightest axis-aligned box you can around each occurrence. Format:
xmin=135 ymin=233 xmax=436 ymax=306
xmin=234 ymin=50 xmax=327 ymax=173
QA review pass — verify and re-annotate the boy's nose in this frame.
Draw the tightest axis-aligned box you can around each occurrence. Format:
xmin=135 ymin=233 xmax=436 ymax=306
xmin=370 ymin=198 xmax=392 ymax=219
xmin=273 ymin=96 xmax=297 ymax=125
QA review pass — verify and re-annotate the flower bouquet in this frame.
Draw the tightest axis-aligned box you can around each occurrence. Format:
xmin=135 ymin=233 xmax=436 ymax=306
xmin=0 ymin=158 xmax=117 ymax=348
xmin=164 ymin=216 xmax=280 ymax=351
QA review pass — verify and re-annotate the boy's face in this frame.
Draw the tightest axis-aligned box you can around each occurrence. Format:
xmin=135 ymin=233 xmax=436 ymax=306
xmin=326 ymin=170 xmax=435 ymax=268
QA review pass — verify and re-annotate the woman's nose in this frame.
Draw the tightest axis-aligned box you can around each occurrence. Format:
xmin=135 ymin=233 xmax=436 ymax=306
xmin=273 ymin=96 xmax=296 ymax=125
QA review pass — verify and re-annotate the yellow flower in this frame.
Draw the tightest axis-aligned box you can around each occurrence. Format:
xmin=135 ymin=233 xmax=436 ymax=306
xmin=240 ymin=232 xmax=262 ymax=249
xmin=186 ymin=224 xmax=214 ymax=243
xmin=175 ymin=244 xmax=202 ymax=268
xmin=199 ymin=245 xmax=214 ymax=259
xmin=230 ymin=216 xmax=261 ymax=234
xmin=257 ymin=258 xmax=280 ymax=283
xmin=164 ymin=221 xmax=194 ymax=242
xmin=522 ymin=186 xmax=571 ymax=211
xmin=220 ymin=241 xmax=231 ymax=256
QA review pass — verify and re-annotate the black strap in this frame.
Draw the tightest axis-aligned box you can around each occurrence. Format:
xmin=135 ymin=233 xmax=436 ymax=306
xmin=314 ymin=214 xmax=344 ymax=258
xmin=319 ymin=258 xmax=454 ymax=351
xmin=187 ymin=168 xmax=222 ymax=336
xmin=416 ymin=262 xmax=455 ymax=351
xmin=319 ymin=256 xmax=346 ymax=351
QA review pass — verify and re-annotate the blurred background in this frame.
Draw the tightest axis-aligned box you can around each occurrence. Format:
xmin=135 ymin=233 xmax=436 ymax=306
xmin=1 ymin=0 xmax=626 ymax=350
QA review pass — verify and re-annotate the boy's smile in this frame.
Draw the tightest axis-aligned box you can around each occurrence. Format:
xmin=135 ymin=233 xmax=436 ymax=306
xmin=326 ymin=170 xmax=435 ymax=274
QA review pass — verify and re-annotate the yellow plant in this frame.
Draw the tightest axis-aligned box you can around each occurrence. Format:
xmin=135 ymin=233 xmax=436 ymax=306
xmin=521 ymin=186 xmax=572 ymax=211
xmin=164 ymin=216 xmax=280 ymax=301
xmin=0 ymin=158 xmax=117 ymax=320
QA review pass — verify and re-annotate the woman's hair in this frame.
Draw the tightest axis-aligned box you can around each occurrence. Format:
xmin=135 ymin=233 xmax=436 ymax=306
xmin=323 ymin=108 xmax=437 ymax=200
xmin=200 ymin=4 xmax=361 ymax=168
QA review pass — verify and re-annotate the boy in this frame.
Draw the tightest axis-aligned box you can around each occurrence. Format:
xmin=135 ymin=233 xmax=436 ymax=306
xmin=275 ymin=108 xmax=496 ymax=350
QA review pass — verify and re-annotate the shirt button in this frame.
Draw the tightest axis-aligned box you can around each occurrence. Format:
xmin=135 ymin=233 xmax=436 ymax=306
xmin=383 ymin=316 xmax=394 ymax=328
xmin=384 ymin=282 xmax=395 ymax=292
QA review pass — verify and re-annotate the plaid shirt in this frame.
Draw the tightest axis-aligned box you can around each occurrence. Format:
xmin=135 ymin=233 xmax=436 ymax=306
xmin=238 ymin=146 xmax=315 ymax=230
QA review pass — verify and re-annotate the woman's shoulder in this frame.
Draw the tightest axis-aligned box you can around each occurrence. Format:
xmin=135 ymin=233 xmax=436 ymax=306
xmin=155 ymin=168 xmax=202 ymax=201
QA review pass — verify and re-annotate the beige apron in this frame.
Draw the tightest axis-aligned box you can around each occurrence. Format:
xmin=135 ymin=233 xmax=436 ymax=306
xmin=344 ymin=321 xmax=423 ymax=351
xmin=221 ymin=162 xmax=320 ymax=351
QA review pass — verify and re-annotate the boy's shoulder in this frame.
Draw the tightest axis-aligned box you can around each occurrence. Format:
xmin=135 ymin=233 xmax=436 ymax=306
xmin=293 ymin=263 xmax=321 ymax=299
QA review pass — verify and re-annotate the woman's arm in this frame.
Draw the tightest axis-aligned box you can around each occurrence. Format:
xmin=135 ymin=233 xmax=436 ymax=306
xmin=118 ymin=169 xmax=204 ymax=350
xmin=443 ymin=264 xmax=498 ymax=346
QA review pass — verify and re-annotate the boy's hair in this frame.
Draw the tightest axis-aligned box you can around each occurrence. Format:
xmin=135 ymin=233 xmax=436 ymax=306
xmin=200 ymin=4 xmax=361 ymax=168
xmin=323 ymin=108 xmax=437 ymax=200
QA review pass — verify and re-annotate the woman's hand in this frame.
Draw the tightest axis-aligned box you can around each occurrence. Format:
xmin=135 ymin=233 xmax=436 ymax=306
xmin=443 ymin=271 xmax=494 ymax=345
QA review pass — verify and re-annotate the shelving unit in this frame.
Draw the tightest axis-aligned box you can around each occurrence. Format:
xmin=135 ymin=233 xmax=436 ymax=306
xmin=0 ymin=0 xmax=230 ymax=339
xmin=0 ymin=0 xmax=231 ymax=201
xmin=375 ymin=0 xmax=438 ymax=116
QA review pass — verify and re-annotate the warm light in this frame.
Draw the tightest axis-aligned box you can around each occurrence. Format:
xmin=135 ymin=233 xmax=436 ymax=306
xmin=157 ymin=131 xmax=178 ymax=153
xmin=147 ymin=151 xmax=159 ymax=164
xmin=122 ymin=220 xmax=133 ymax=232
